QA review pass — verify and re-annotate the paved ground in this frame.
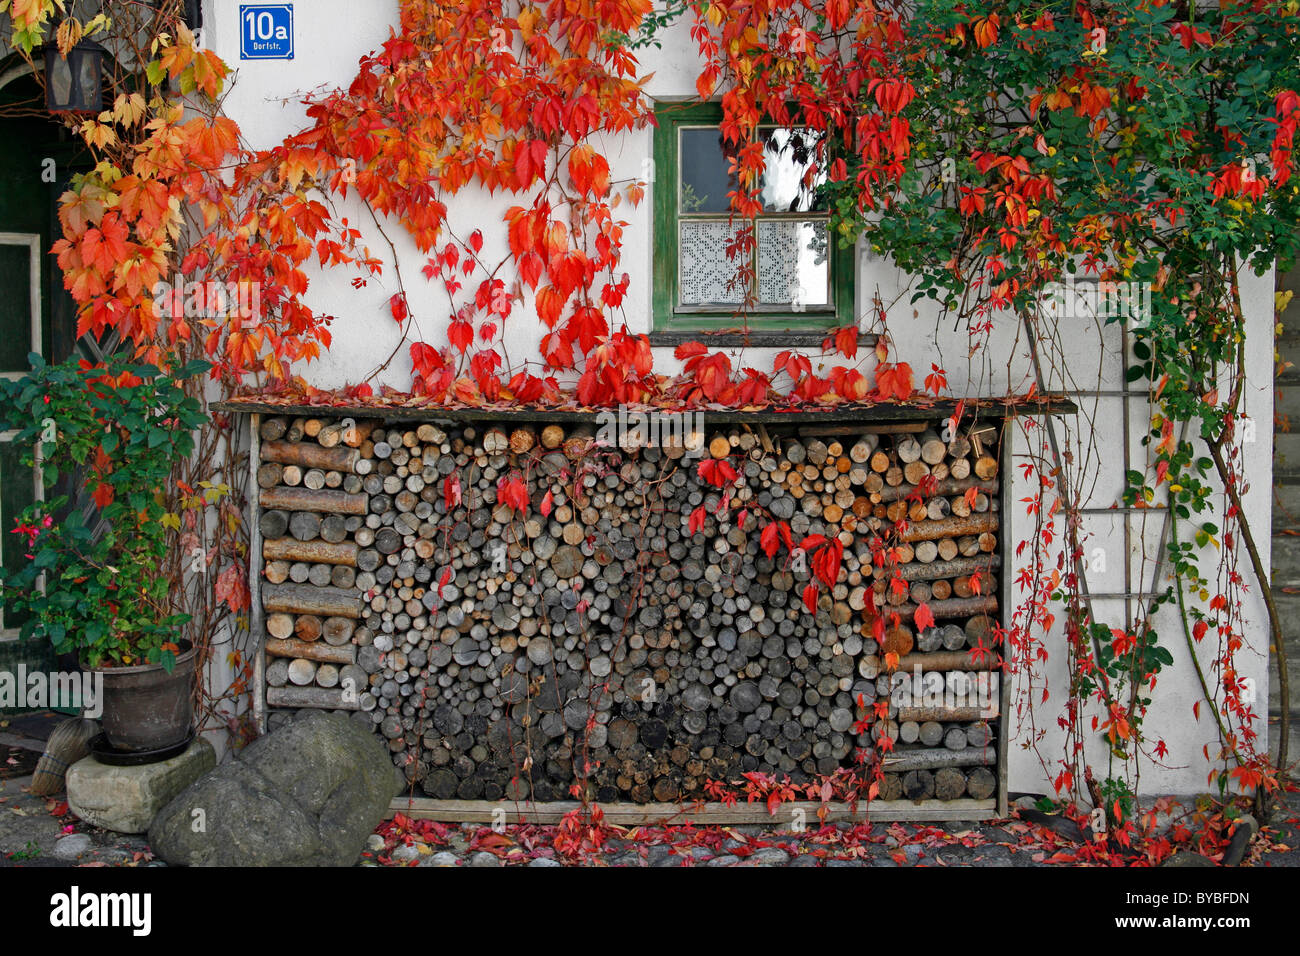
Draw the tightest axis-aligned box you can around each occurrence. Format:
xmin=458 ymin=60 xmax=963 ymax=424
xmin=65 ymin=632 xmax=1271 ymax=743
xmin=3 ymin=765 xmax=1296 ymax=867
xmin=4 ymin=712 xmax=1298 ymax=868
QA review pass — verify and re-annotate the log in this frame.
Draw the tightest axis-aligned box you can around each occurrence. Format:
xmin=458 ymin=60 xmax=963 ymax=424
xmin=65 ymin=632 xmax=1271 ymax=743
xmin=265 ymin=638 xmax=356 ymax=664
xmin=266 ymin=613 xmax=295 ymax=640
xmin=883 ymin=748 xmax=997 ymax=771
xmin=897 ymin=513 xmax=998 ymax=543
xmin=895 ymin=555 xmax=1000 ymax=583
xmin=260 ymin=416 xmax=289 ymax=442
xmin=263 ymin=537 xmax=359 ymax=566
xmin=876 ymin=478 xmax=999 ymax=504
xmin=257 ymin=463 xmax=284 ymax=489
xmin=266 ymin=686 xmax=355 ymax=710
xmin=897 ymin=706 xmax=995 ymax=722
xmin=934 ymin=767 xmax=967 ymax=800
xmin=288 ymin=512 xmax=322 ymax=542
xmin=890 ymin=596 xmax=999 ymax=624
xmin=294 ymin=614 xmax=323 ymax=642
xmin=895 ymin=650 xmax=999 ymax=672
xmin=287 ymin=658 xmax=318 ymax=685
xmin=902 ymin=769 xmax=935 ymax=800
xmin=966 ymin=767 xmax=997 ymax=800
xmin=261 ymin=439 xmax=359 ymax=473
xmin=262 ymin=583 xmax=363 ymax=619
xmin=259 ymin=510 xmax=290 ymax=539
xmin=260 ymin=486 xmax=368 ymax=515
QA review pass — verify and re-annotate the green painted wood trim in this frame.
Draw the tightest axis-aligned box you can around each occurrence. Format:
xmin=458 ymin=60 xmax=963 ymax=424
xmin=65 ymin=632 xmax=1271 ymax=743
xmin=650 ymin=101 xmax=856 ymax=336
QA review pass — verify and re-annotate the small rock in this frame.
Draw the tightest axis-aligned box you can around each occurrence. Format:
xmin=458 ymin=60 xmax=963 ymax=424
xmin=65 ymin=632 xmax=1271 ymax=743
xmin=421 ymin=851 xmax=460 ymax=867
xmin=646 ymin=845 xmax=672 ymax=863
xmin=788 ymin=855 xmax=819 ymax=867
xmin=53 ymin=833 xmax=92 ymax=860
xmin=1162 ymin=850 xmax=1217 ymax=868
xmin=528 ymin=857 xmax=562 ymax=867
xmin=391 ymin=843 xmax=421 ymax=864
xmin=366 ymin=834 xmax=385 ymax=853
xmin=610 ymin=853 xmax=643 ymax=867
xmin=751 ymin=847 xmax=790 ymax=865
xmin=469 ymin=851 xmax=501 ymax=867
xmin=825 ymin=858 xmax=858 ymax=867
xmin=723 ymin=838 xmax=747 ymax=851
xmin=708 ymin=854 xmax=740 ymax=866
xmin=1221 ymin=815 xmax=1258 ymax=867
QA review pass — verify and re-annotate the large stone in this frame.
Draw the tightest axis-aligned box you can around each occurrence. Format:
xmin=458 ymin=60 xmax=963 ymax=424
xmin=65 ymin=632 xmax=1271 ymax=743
xmin=67 ymin=737 xmax=217 ymax=834
xmin=149 ymin=711 xmax=401 ymax=866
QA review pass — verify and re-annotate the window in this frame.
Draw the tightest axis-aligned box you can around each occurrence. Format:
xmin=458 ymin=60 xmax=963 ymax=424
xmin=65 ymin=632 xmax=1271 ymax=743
xmin=651 ymin=102 xmax=854 ymax=339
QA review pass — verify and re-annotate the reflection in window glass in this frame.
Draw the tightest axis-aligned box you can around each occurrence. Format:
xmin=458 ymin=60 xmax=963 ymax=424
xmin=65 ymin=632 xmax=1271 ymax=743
xmin=758 ymin=128 xmax=826 ymax=213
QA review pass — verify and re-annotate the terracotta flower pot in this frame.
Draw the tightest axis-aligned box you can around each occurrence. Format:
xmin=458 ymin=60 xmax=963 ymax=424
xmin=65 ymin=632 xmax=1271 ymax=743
xmin=88 ymin=641 xmax=196 ymax=752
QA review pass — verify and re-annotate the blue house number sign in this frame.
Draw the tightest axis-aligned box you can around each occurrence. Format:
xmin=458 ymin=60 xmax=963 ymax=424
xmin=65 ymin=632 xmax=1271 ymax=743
xmin=240 ymin=4 xmax=293 ymax=59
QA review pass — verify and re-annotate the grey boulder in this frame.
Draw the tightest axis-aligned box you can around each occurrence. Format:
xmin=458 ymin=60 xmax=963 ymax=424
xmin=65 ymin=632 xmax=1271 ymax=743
xmin=150 ymin=711 xmax=401 ymax=866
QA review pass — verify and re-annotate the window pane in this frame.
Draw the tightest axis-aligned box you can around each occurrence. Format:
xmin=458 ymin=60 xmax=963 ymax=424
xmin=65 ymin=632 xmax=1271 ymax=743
xmin=679 ymin=220 xmax=747 ymax=306
xmin=0 ymin=244 xmax=32 ymax=374
xmin=756 ymin=220 xmax=829 ymax=308
xmin=759 ymin=128 xmax=827 ymax=213
xmin=680 ymin=126 xmax=828 ymax=215
xmin=679 ymin=128 xmax=735 ymax=214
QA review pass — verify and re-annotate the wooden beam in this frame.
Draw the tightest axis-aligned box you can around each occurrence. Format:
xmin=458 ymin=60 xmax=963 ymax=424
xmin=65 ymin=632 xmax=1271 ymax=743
xmin=214 ymin=398 xmax=1078 ymax=425
xmin=385 ymin=797 xmax=998 ymax=825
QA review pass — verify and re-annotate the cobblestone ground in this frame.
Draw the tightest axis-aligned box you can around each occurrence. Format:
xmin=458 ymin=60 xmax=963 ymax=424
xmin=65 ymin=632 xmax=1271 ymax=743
xmin=4 ymin=766 xmax=1297 ymax=867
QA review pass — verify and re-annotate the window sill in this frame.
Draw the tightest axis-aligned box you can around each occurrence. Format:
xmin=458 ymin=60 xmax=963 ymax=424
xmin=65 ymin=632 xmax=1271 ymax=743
xmin=648 ymin=330 xmax=877 ymax=349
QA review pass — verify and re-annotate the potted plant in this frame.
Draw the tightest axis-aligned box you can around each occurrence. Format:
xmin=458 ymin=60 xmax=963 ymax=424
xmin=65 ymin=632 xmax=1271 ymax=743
xmin=0 ymin=352 xmax=209 ymax=753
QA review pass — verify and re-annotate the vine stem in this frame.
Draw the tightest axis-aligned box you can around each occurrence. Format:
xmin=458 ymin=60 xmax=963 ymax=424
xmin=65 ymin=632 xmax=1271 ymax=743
xmin=1206 ymin=436 xmax=1290 ymax=789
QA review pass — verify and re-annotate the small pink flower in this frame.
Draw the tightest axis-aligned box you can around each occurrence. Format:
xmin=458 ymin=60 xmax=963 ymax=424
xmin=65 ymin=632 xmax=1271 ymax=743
xmin=41 ymin=515 xmax=52 ymax=528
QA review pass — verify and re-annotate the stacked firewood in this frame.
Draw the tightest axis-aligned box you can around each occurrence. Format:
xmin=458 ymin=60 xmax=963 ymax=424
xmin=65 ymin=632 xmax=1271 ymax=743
xmin=257 ymin=413 xmax=1002 ymax=804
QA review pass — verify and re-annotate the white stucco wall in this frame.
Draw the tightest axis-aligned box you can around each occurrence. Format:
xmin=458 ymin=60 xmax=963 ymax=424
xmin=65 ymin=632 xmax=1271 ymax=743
xmin=202 ymin=2 xmax=1274 ymax=794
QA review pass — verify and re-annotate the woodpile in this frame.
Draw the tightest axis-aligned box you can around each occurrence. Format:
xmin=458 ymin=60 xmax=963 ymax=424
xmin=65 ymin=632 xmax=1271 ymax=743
xmin=257 ymin=413 xmax=1003 ymax=805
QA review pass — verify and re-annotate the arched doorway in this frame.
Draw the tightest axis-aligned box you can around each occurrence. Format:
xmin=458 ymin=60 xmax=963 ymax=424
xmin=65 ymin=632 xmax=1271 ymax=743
xmin=0 ymin=60 xmax=90 ymax=711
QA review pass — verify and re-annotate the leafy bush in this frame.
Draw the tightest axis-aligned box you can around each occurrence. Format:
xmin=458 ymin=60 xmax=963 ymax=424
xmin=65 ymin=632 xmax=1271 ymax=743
xmin=0 ymin=353 xmax=209 ymax=670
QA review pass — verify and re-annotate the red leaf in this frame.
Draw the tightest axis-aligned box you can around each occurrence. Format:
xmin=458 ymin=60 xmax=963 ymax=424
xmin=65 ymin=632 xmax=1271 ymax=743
xmin=914 ymin=602 xmax=936 ymax=632
xmin=389 ymin=292 xmax=408 ymax=324
xmin=830 ymin=325 xmax=858 ymax=358
xmin=802 ymin=583 xmax=819 ymax=614
xmin=540 ymin=490 xmax=554 ymax=517
xmin=689 ymin=505 xmax=707 ymax=535
xmin=698 ymin=458 xmax=738 ymax=488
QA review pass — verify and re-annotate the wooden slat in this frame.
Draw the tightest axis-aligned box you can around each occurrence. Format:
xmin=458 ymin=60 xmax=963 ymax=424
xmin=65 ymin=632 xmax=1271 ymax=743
xmin=249 ymin=413 xmax=267 ymax=736
xmin=214 ymin=398 xmax=1078 ymax=425
xmin=386 ymin=798 xmax=999 ymax=825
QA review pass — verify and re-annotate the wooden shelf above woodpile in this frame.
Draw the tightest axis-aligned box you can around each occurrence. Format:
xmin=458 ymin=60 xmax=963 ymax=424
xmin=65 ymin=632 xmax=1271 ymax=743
xmin=214 ymin=396 xmax=1077 ymax=427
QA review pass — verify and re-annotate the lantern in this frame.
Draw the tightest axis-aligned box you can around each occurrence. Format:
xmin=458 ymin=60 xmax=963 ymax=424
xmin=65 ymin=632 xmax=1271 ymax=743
xmin=44 ymin=40 xmax=105 ymax=114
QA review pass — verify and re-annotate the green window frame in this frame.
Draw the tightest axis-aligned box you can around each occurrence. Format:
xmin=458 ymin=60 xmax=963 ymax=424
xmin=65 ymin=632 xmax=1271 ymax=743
xmin=651 ymin=101 xmax=855 ymax=337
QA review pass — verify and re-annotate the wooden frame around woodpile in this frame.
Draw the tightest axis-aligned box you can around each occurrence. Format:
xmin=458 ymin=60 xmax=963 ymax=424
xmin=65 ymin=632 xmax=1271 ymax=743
xmin=220 ymin=399 xmax=1074 ymax=825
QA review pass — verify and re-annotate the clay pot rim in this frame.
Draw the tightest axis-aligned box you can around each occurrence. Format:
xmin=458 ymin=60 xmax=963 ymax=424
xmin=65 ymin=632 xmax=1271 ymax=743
xmin=84 ymin=639 xmax=196 ymax=675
